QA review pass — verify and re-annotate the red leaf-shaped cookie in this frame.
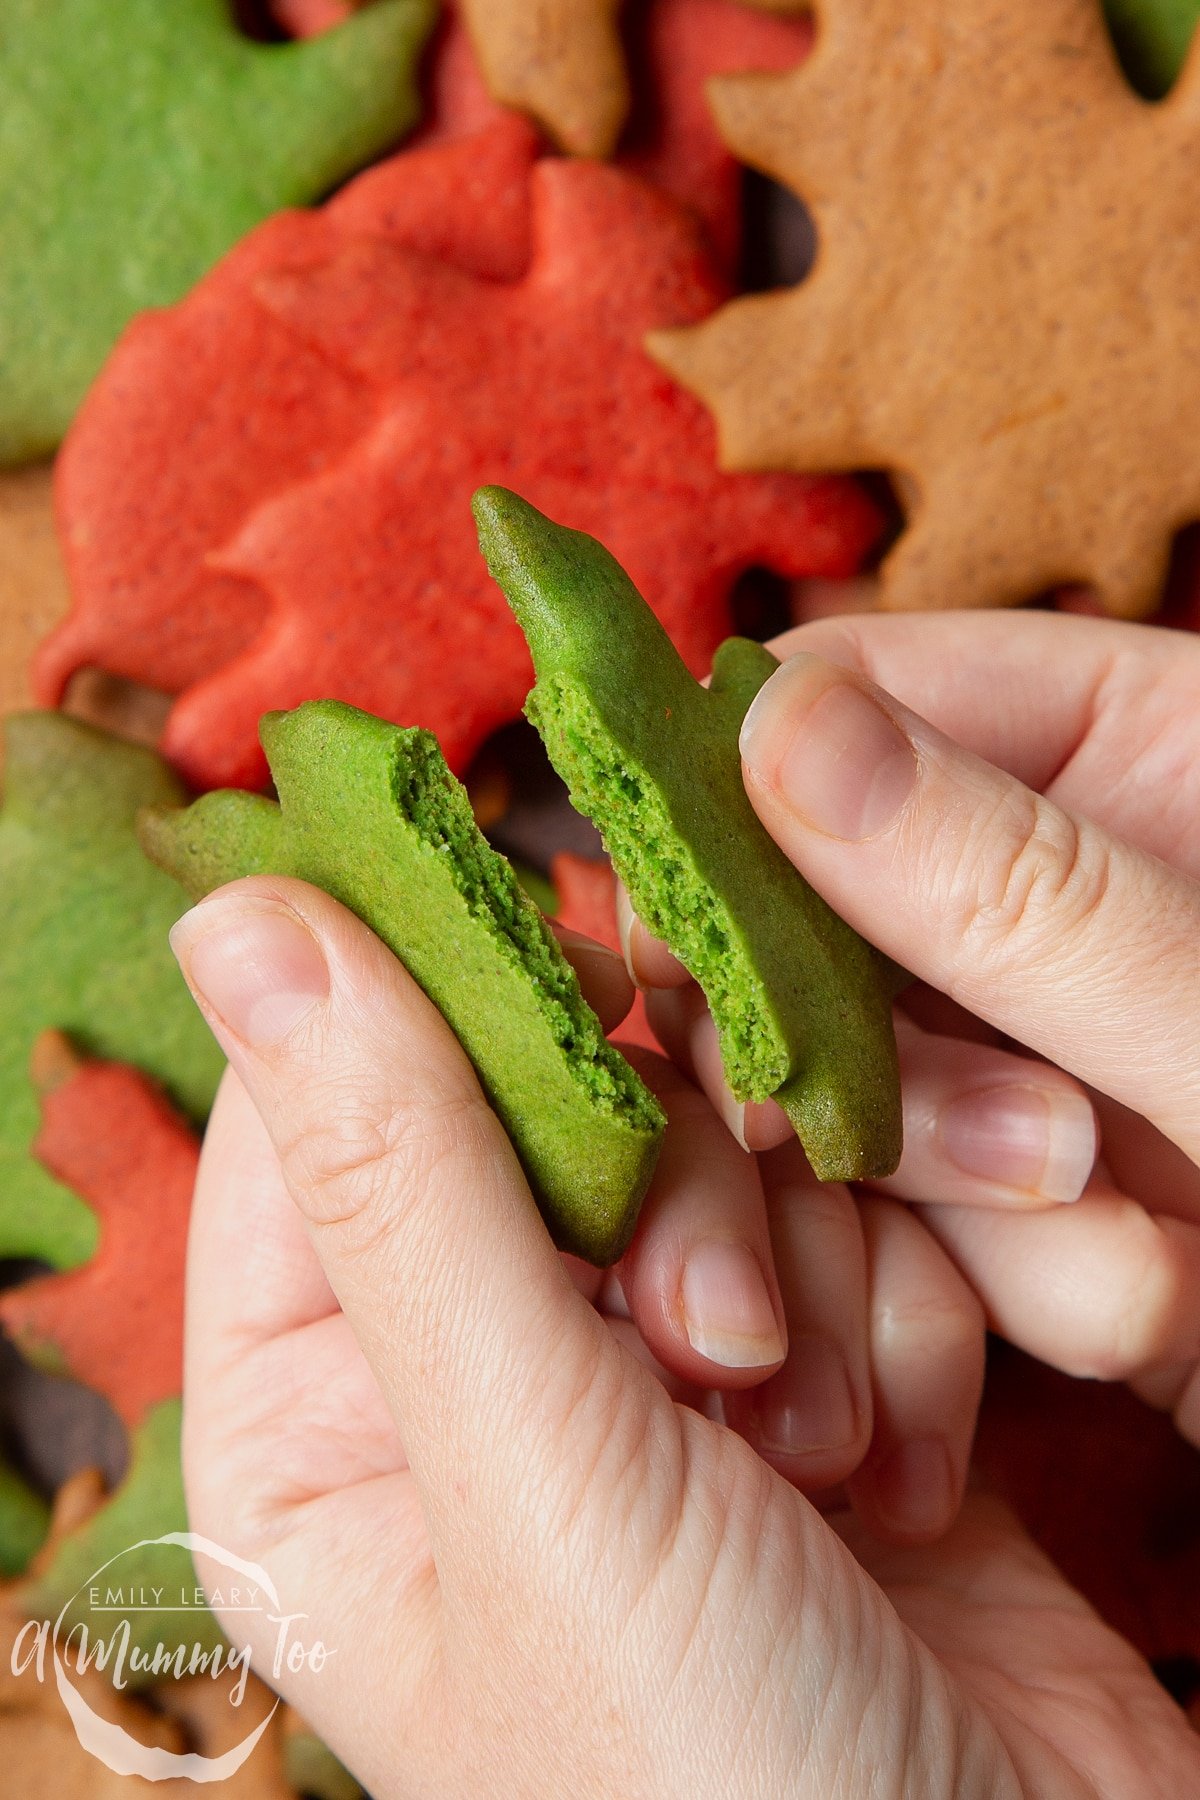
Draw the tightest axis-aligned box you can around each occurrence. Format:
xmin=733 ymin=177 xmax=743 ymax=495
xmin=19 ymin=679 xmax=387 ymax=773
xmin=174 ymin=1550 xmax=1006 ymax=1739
xmin=417 ymin=0 xmax=813 ymax=266
xmin=620 ymin=0 xmax=813 ymax=270
xmin=0 ymin=1039 xmax=196 ymax=1429
xmin=277 ymin=0 xmax=813 ymax=269
xmin=43 ymin=132 xmax=877 ymax=792
xmin=38 ymin=117 xmax=539 ymax=716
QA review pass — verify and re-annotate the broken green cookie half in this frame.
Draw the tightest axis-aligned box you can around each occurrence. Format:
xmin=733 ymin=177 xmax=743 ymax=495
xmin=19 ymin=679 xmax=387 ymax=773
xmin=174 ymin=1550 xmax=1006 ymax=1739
xmin=473 ymin=485 xmax=902 ymax=1182
xmin=140 ymin=702 xmax=664 ymax=1266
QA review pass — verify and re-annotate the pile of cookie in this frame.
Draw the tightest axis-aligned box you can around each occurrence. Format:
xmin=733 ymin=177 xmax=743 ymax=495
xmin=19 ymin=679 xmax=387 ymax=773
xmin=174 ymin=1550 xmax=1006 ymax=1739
xmin=4 ymin=0 xmax=1200 ymax=1787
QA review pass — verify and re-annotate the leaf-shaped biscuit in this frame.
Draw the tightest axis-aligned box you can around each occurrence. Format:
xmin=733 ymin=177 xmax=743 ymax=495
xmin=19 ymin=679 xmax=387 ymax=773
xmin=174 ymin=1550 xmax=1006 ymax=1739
xmin=0 ymin=1041 xmax=195 ymax=1428
xmin=141 ymin=700 xmax=665 ymax=1265
xmin=475 ymin=487 xmax=902 ymax=1181
xmin=0 ymin=0 xmax=437 ymax=462
xmin=651 ymin=0 xmax=1200 ymax=617
xmin=0 ymin=715 xmax=222 ymax=1267
xmin=41 ymin=126 xmax=879 ymax=793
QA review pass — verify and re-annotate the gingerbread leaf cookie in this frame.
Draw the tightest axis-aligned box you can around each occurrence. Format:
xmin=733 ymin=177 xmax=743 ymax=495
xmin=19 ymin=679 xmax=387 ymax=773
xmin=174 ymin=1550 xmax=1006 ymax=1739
xmin=458 ymin=0 xmax=807 ymax=161
xmin=651 ymin=0 xmax=1200 ymax=617
xmin=459 ymin=0 xmax=629 ymax=157
xmin=0 ymin=714 xmax=223 ymax=1267
xmin=0 ymin=0 xmax=436 ymax=463
xmin=475 ymin=487 xmax=902 ymax=1181
xmin=142 ymin=700 xmax=665 ymax=1265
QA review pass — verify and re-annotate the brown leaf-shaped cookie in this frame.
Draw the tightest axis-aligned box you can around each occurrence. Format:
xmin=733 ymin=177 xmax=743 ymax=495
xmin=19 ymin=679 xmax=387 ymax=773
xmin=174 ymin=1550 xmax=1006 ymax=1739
xmin=458 ymin=0 xmax=806 ymax=158
xmin=459 ymin=0 xmax=629 ymax=156
xmin=652 ymin=0 xmax=1200 ymax=616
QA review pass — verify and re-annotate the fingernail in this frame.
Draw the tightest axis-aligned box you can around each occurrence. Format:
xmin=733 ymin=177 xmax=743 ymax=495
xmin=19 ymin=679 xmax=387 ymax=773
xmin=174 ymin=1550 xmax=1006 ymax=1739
xmin=614 ymin=885 xmax=644 ymax=988
xmin=740 ymin=657 xmax=917 ymax=840
xmin=940 ymin=1083 xmax=1096 ymax=1204
xmin=171 ymin=895 xmax=329 ymax=1048
xmin=750 ymin=1337 xmax=858 ymax=1455
xmin=869 ymin=1437 xmax=955 ymax=1538
xmin=554 ymin=928 xmax=627 ymax=980
xmin=716 ymin=1086 xmax=751 ymax=1153
xmin=680 ymin=1239 xmax=785 ymax=1369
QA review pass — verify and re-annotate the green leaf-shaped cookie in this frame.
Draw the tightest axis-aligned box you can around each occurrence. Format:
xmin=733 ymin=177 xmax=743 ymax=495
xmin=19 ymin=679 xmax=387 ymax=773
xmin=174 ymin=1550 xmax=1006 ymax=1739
xmin=21 ymin=1398 xmax=225 ymax=1679
xmin=0 ymin=1459 xmax=50 ymax=1579
xmin=473 ymin=485 xmax=902 ymax=1183
xmin=140 ymin=702 xmax=664 ymax=1265
xmin=1 ymin=0 xmax=437 ymax=462
xmin=0 ymin=714 xmax=224 ymax=1268
xmin=1102 ymin=0 xmax=1200 ymax=95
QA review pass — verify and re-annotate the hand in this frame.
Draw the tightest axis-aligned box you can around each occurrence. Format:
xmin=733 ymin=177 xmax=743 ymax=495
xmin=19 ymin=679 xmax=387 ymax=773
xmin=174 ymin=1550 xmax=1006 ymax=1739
xmin=172 ymin=879 xmax=1200 ymax=1799
xmin=708 ymin=608 xmax=1200 ymax=1448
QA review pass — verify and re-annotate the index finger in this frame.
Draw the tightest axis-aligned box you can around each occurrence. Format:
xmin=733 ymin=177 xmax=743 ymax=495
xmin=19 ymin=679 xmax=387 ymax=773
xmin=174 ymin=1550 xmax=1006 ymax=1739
xmin=767 ymin=609 xmax=1178 ymax=800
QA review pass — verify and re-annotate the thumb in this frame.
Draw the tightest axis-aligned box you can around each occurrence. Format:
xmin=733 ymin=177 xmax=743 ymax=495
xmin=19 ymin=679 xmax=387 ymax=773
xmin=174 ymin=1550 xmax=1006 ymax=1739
xmin=170 ymin=875 xmax=620 ymax=1587
xmin=739 ymin=654 xmax=1200 ymax=1163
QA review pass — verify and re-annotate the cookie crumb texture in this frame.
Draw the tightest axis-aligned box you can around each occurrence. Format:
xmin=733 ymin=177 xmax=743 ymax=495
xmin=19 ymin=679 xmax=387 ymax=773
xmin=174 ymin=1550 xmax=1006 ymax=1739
xmin=474 ymin=486 xmax=902 ymax=1182
xmin=141 ymin=700 xmax=664 ymax=1267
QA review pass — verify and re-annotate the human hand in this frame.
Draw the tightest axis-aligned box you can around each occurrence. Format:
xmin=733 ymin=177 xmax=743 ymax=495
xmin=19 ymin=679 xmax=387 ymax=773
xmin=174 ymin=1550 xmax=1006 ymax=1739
xmin=171 ymin=879 xmax=1200 ymax=1799
xmin=646 ymin=609 xmax=1200 ymax=1474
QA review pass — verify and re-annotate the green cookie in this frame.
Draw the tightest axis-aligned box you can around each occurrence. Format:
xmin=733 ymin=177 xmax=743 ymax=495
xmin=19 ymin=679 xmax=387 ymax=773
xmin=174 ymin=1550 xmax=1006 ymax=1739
xmin=140 ymin=702 xmax=664 ymax=1266
xmin=1102 ymin=0 xmax=1200 ymax=94
xmin=22 ymin=1398 xmax=224 ymax=1679
xmin=473 ymin=486 xmax=902 ymax=1183
xmin=0 ymin=715 xmax=224 ymax=1268
xmin=0 ymin=0 xmax=437 ymax=463
xmin=0 ymin=1459 xmax=50 ymax=1579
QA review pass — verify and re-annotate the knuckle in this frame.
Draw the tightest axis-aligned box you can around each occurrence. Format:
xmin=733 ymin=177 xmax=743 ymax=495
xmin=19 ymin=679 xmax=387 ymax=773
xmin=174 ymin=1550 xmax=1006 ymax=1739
xmin=874 ymin=1284 xmax=984 ymax=1367
xmin=279 ymin=1079 xmax=492 ymax=1242
xmin=955 ymin=789 xmax=1111 ymax=972
xmin=1073 ymin=1213 xmax=1193 ymax=1381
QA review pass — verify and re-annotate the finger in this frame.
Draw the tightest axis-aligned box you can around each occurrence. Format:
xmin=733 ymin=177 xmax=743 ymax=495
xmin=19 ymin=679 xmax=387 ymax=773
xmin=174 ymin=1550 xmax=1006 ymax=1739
xmin=647 ymin=983 xmax=1098 ymax=1201
xmin=1087 ymin=1090 xmax=1200 ymax=1226
xmin=616 ymin=1051 xmax=786 ymax=1388
xmin=643 ymin=983 xmax=789 ymax=1151
xmin=762 ymin=608 xmax=1158 ymax=794
xmin=846 ymin=1199 xmax=986 ymax=1545
xmin=721 ymin=1140 xmax=872 ymax=1493
xmin=878 ymin=1015 xmax=1096 ymax=1210
xmin=920 ymin=1187 xmax=1200 ymax=1381
xmin=188 ymin=1065 xmax=338 ymax=1359
xmin=184 ymin=1068 xmax=408 ymax=1519
xmin=739 ymin=652 xmax=1200 ymax=1161
xmin=603 ymin=1315 xmax=711 ymax=1408
xmin=768 ymin=610 xmax=1200 ymax=878
xmin=1174 ymin=1365 xmax=1200 ymax=1448
xmin=614 ymin=881 xmax=689 ymax=989
xmin=171 ymin=876 xmax=628 ymax=1598
xmin=1128 ymin=1361 xmax=1194 ymax=1413
xmin=549 ymin=923 xmax=635 ymax=1033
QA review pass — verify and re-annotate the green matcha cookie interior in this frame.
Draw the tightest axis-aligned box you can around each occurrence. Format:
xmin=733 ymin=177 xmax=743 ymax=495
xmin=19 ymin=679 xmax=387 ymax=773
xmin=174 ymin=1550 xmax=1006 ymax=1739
xmin=473 ymin=484 xmax=903 ymax=1182
xmin=141 ymin=702 xmax=664 ymax=1266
